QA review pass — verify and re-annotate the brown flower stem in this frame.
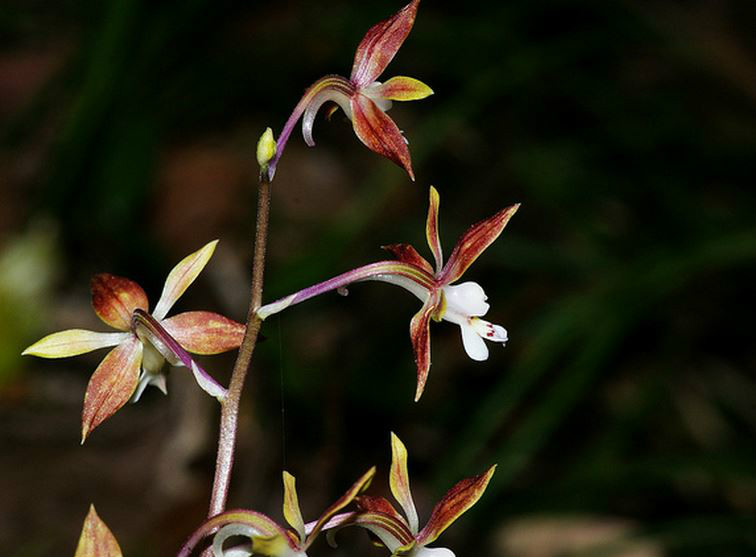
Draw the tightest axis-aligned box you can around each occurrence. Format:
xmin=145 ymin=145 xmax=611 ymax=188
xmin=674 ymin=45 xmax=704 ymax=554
xmin=207 ymin=175 xmax=271 ymax=518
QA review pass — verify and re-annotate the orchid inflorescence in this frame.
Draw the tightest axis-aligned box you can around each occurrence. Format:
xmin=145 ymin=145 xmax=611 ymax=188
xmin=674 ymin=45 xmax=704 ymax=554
xmin=23 ymin=2 xmax=521 ymax=556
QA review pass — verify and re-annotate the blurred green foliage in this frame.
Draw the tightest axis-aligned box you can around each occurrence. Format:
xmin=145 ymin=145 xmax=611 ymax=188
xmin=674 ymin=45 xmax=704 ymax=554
xmin=1 ymin=0 xmax=754 ymax=556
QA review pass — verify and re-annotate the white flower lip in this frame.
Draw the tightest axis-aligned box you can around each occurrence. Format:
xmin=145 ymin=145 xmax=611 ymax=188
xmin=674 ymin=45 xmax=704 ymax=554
xmin=440 ymin=282 xmax=507 ymax=362
xmin=442 ymin=282 xmax=490 ymax=321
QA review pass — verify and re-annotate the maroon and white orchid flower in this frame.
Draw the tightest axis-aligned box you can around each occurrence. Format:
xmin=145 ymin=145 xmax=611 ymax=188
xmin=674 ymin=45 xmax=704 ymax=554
xmin=266 ymin=0 xmax=432 ymax=181
xmin=22 ymin=240 xmax=243 ymax=441
xmin=177 ymin=467 xmax=376 ymax=557
xmin=327 ymin=433 xmax=495 ymax=557
xmin=256 ymin=187 xmax=519 ymax=401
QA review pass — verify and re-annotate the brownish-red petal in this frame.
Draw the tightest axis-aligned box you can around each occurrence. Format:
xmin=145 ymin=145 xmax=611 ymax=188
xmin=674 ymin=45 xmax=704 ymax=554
xmin=81 ymin=337 xmax=143 ymax=442
xmin=437 ymin=204 xmax=520 ymax=286
xmin=74 ymin=505 xmax=123 ymax=557
xmin=305 ymin=467 xmax=377 ymax=548
xmin=409 ymin=295 xmax=435 ymax=401
xmin=382 ymin=244 xmax=433 ymax=274
xmin=356 ymin=495 xmax=405 ymax=523
xmin=351 ymin=94 xmax=415 ymax=180
xmin=350 ymin=0 xmax=420 ymax=87
xmin=161 ymin=311 xmax=244 ymax=355
xmin=91 ymin=273 xmax=148 ymax=331
xmin=415 ymin=465 xmax=496 ymax=546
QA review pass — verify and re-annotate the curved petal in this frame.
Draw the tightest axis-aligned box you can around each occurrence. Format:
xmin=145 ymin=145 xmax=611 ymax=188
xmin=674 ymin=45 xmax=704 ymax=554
xmin=379 ymin=76 xmax=433 ymax=101
xmin=22 ymin=330 xmax=129 ymax=358
xmin=302 ymin=84 xmax=353 ymax=147
xmin=161 ymin=311 xmax=244 ymax=355
xmin=152 ymin=240 xmax=218 ymax=321
xmin=91 ymin=274 xmax=148 ymax=331
xmin=355 ymin=495 xmax=405 ymax=523
xmin=178 ymin=510 xmax=294 ymax=557
xmin=410 ymin=294 xmax=436 ymax=401
xmin=390 ymin=433 xmax=419 ymax=534
xmin=382 ymin=243 xmax=433 ymax=274
xmin=282 ymin=472 xmax=306 ymax=544
xmin=350 ymin=0 xmax=420 ymax=86
xmin=347 ymin=511 xmax=416 ymax=552
xmin=415 ymin=465 xmax=496 ymax=547
xmin=304 ymin=466 xmax=376 ymax=549
xmin=459 ymin=322 xmax=488 ymax=361
xmin=212 ymin=524 xmax=254 ymax=557
xmin=266 ymin=75 xmax=354 ymax=181
xmin=437 ymin=204 xmax=520 ymax=286
xmin=81 ymin=338 xmax=143 ymax=442
xmin=426 ymin=186 xmax=443 ymax=273
xmin=351 ymin=93 xmax=414 ymax=180
xmin=74 ymin=505 xmax=123 ymax=557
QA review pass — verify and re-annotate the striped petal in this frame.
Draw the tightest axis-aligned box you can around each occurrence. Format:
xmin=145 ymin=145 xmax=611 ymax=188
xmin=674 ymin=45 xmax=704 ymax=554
xmin=355 ymin=495 xmax=405 ymax=523
xmin=91 ymin=274 xmax=148 ymax=331
xmin=350 ymin=0 xmax=420 ymax=87
xmin=74 ymin=505 xmax=122 ymax=557
xmin=437 ymin=204 xmax=520 ymax=286
xmin=22 ymin=330 xmax=129 ymax=359
xmin=390 ymin=433 xmax=419 ymax=533
xmin=152 ymin=240 xmax=218 ymax=321
xmin=382 ymin=243 xmax=433 ymax=274
xmin=304 ymin=466 xmax=376 ymax=549
xmin=348 ymin=511 xmax=415 ymax=552
xmin=161 ymin=311 xmax=244 ymax=355
xmin=415 ymin=465 xmax=496 ymax=547
xmin=379 ymin=76 xmax=433 ymax=101
xmin=178 ymin=510 xmax=295 ymax=557
xmin=426 ymin=186 xmax=443 ymax=273
xmin=282 ymin=471 xmax=306 ymax=544
xmin=351 ymin=93 xmax=415 ymax=180
xmin=409 ymin=294 xmax=436 ymax=401
xmin=81 ymin=337 xmax=143 ymax=442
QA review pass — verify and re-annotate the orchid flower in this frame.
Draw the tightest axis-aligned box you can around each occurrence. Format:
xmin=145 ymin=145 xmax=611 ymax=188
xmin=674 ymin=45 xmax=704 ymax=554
xmin=257 ymin=186 xmax=519 ymax=401
xmin=177 ymin=467 xmax=376 ymax=557
xmin=328 ymin=433 xmax=495 ymax=557
xmin=266 ymin=0 xmax=432 ymax=181
xmin=22 ymin=241 xmax=244 ymax=441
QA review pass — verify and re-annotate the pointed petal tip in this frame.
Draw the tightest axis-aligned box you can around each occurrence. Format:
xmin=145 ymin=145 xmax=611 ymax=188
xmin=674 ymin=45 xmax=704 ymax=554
xmin=413 ymin=383 xmax=425 ymax=402
xmin=379 ymin=76 xmax=434 ymax=101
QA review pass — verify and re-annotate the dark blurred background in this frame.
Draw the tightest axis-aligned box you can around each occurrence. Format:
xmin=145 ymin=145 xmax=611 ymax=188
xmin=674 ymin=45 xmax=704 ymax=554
xmin=1 ymin=0 xmax=754 ymax=555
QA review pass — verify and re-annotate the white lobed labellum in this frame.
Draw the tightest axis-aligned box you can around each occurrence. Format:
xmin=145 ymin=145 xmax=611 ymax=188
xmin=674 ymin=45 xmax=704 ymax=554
xmin=441 ymin=282 xmax=490 ymax=321
xmin=413 ymin=546 xmax=456 ymax=557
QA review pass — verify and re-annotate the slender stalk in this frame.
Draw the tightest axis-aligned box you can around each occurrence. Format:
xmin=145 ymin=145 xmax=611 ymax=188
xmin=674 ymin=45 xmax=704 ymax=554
xmin=207 ymin=176 xmax=272 ymax=517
